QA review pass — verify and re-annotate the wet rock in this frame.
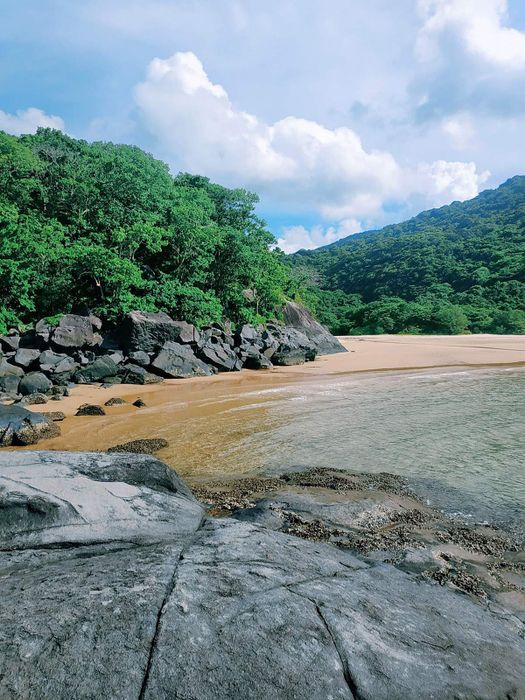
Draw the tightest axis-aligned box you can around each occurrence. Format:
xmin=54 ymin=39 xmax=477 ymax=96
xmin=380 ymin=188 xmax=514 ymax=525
xmin=133 ymin=398 xmax=147 ymax=408
xmin=75 ymin=404 xmax=106 ymax=416
xmin=19 ymin=372 xmax=53 ymax=396
xmin=282 ymin=301 xmax=347 ymax=355
xmin=152 ymin=341 xmax=213 ymax=378
xmin=0 ymin=405 xmax=60 ymax=446
xmin=107 ymin=438 xmax=169 ymax=454
xmin=74 ymin=356 xmax=118 ymax=383
xmin=104 ymin=397 xmax=129 ymax=406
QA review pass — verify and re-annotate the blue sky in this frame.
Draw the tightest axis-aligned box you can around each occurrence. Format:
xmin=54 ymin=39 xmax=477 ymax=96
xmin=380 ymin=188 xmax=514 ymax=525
xmin=2 ymin=0 xmax=525 ymax=251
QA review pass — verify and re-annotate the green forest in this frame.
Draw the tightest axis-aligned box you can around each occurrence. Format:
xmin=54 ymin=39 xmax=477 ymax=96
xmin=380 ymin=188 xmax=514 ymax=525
xmin=289 ymin=176 xmax=525 ymax=334
xmin=1 ymin=128 xmax=524 ymax=336
xmin=0 ymin=128 xmax=287 ymax=334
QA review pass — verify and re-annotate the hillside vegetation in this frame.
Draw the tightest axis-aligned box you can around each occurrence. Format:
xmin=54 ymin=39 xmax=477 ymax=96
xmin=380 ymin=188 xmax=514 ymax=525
xmin=289 ymin=177 xmax=525 ymax=334
xmin=0 ymin=129 xmax=287 ymax=334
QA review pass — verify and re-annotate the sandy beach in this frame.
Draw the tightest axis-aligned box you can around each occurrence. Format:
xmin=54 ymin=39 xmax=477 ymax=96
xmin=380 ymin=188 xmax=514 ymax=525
xmin=15 ymin=334 xmax=525 ymax=476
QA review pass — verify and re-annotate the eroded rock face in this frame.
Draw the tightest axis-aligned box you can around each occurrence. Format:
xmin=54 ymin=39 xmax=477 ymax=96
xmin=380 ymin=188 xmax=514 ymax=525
xmin=0 ymin=406 xmax=60 ymax=446
xmin=0 ymin=452 xmax=523 ymax=700
xmin=282 ymin=301 xmax=347 ymax=355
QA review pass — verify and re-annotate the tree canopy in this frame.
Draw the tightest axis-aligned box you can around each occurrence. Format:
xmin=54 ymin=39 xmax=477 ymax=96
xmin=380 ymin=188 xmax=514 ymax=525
xmin=0 ymin=129 xmax=287 ymax=333
xmin=288 ymin=176 xmax=525 ymax=334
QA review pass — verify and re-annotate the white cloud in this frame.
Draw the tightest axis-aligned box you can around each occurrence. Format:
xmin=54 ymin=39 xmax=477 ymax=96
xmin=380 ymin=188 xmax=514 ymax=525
xmin=0 ymin=107 xmax=65 ymax=135
xmin=277 ymin=219 xmax=362 ymax=254
xmin=417 ymin=0 xmax=525 ymax=69
xmin=415 ymin=160 xmax=490 ymax=205
xmin=440 ymin=114 xmax=476 ymax=148
xmin=135 ymin=51 xmax=488 ymax=229
xmin=413 ymin=0 xmax=525 ymax=120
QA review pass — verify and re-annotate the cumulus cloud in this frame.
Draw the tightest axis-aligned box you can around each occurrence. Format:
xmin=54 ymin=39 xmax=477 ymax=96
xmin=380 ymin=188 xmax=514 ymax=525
xmin=414 ymin=0 xmax=525 ymax=119
xmin=135 ymin=51 xmax=488 ymax=235
xmin=0 ymin=107 xmax=65 ymax=135
xmin=417 ymin=0 xmax=525 ymax=68
xmin=277 ymin=219 xmax=362 ymax=254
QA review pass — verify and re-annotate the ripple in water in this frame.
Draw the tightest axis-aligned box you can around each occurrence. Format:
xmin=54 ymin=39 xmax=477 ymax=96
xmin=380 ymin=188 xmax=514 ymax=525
xmin=235 ymin=368 xmax=525 ymax=528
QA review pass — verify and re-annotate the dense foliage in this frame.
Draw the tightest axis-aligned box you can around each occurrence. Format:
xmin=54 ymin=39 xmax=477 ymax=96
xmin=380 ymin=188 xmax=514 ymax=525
xmin=0 ymin=129 xmax=287 ymax=334
xmin=289 ymin=177 xmax=525 ymax=334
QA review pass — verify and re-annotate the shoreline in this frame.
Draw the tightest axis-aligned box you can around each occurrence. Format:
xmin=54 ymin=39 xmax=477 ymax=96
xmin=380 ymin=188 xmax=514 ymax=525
xmin=14 ymin=333 xmax=525 ymax=473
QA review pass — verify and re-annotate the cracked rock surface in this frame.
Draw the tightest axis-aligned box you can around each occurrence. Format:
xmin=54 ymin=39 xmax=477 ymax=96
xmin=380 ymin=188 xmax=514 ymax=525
xmin=0 ymin=452 xmax=524 ymax=699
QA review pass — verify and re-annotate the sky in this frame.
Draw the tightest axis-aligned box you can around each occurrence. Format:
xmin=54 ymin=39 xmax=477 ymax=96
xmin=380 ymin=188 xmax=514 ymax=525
xmin=1 ymin=0 xmax=525 ymax=252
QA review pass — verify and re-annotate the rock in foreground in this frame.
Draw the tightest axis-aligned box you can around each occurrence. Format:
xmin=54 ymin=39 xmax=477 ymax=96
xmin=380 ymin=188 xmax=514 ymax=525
xmin=0 ymin=451 xmax=523 ymax=699
xmin=0 ymin=405 xmax=60 ymax=446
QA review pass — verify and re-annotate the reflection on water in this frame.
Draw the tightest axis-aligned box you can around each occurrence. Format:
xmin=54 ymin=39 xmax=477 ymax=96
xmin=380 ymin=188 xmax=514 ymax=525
xmin=173 ymin=368 xmax=525 ymax=527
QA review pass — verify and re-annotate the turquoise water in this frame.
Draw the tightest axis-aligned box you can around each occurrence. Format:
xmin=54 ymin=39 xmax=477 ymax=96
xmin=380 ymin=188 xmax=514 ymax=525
xmin=223 ymin=368 xmax=525 ymax=528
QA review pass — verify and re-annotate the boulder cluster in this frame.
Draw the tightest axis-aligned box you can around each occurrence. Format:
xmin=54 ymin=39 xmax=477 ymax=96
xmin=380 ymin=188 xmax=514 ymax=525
xmin=0 ymin=305 xmax=346 ymax=403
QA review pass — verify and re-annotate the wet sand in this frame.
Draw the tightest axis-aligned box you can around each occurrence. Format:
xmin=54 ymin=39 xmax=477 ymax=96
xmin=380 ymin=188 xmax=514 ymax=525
xmin=18 ymin=334 xmax=525 ymax=478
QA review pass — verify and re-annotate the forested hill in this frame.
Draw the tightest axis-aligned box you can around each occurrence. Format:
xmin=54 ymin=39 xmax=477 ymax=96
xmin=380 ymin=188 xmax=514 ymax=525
xmin=289 ymin=177 xmax=525 ymax=334
xmin=0 ymin=129 xmax=287 ymax=334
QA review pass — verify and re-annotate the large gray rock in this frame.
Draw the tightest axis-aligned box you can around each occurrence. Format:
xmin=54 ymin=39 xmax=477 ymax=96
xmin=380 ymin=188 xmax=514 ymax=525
xmin=198 ymin=339 xmax=242 ymax=372
xmin=116 ymin=311 xmax=199 ymax=353
xmin=0 ymin=360 xmax=23 ymax=395
xmin=118 ymin=363 xmax=164 ymax=385
xmin=51 ymin=314 xmax=97 ymax=350
xmin=0 ymin=452 xmax=523 ymax=699
xmin=0 ymin=406 xmax=60 ymax=446
xmin=13 ymin=348 xmax=40 ymax=369
xmin=152 ymin=341 xmax=213 ymax=378
xmin=272 ymin=327 xmax=317 ymax=366
xmin=282 ymin=301 xmax=347 ymax=355
xmin=74 ymin=356 xmax=118 ymax=383
xmin=18 ymin=371 xmax=53 ymax=396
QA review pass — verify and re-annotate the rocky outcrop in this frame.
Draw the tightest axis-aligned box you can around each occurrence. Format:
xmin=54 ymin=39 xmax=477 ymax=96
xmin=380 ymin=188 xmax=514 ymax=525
xmin=0 ymin=405 xmax=60 ymax=446
xmin=282 ymin=301 xmax=347 ymax=355
xmin=0 ymin=306 xmax=343 ymax=410
xmin=0 ymin=451 xmax=523 ymax=699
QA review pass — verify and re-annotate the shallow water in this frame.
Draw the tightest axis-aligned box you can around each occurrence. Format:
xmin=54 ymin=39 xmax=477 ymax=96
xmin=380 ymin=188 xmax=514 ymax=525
xmin=174 ymin=367 xmax=525 ymax=527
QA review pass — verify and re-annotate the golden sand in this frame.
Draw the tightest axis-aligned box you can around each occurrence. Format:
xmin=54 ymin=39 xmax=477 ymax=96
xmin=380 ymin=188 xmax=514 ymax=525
xmin=17 ymin=334 xmax=525 ymax=478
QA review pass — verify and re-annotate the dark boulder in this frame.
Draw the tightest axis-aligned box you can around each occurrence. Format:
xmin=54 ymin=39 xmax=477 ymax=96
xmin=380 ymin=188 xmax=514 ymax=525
xmin=119 ymin=363 xmax=163 ymax=385
xmin=152 ymin=342 xmax=213 ymax=379
xmin=39 ymin=349 xmax=68 ymax=370
xmin=19 ymin=372 xmax=53 ymax=396
xmin=128 ymin=350 xmax=151 ymax=367
xmin=271 ymin=327 xmax=317 ymax=366
xmin=198 ymin=340 xmax=242 ymax=372
xmin=282 ymin=301 xmax=347 ymax=355
xmin=0 ymin=360 xmax=23 ymax=395
xmin=115 ymin=311 xmax=199 ymax=353
xmin=51 ymin=314 xmax=97 ymax=350
xmin=74 ymin=356 xmax=118 ymax=384
xmin=243 ymin=350 xmax=273 ymax=370
xmin=0 ymin=405 xmax=60 ymax=446
xmin=75 ymin=404 xmax=106 ymax=416
xmin=133 ymin=398 xmax=147 ymax=408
